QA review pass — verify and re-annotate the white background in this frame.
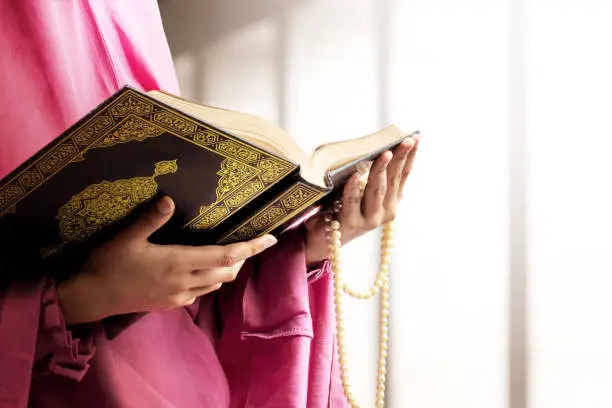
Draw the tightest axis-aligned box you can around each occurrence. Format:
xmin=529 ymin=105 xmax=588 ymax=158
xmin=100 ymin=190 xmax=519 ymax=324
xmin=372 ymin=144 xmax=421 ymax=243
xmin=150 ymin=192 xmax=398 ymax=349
xmin=161 ymin=0 xmax=612 ymax=406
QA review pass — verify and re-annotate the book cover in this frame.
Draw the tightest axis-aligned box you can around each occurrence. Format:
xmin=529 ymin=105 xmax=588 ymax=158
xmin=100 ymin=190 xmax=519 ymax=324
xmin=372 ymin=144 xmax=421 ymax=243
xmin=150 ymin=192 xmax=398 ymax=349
xmin=0 ymin=87 xmax=328 ymax=278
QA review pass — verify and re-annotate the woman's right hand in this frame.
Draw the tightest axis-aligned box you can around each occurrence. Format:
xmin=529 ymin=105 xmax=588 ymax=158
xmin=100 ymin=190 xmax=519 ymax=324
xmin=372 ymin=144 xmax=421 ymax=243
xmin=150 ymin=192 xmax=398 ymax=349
xmin=56 ymin=196 xmax=277 ymax=325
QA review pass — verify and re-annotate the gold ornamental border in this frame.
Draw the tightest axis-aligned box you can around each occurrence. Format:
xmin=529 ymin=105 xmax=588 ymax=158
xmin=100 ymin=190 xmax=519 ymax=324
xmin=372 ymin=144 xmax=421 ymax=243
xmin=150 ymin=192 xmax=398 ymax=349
xmin=0 ymin=89 xmax=296 ymax=230
xmin=219 ymin=182 xmax=325 ymax=244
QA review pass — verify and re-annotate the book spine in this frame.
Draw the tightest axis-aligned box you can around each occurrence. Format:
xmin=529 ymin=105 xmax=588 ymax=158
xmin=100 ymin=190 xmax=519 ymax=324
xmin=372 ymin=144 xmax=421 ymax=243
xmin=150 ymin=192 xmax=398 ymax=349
xmin=216 ymin=170 xmax=328 ymax=244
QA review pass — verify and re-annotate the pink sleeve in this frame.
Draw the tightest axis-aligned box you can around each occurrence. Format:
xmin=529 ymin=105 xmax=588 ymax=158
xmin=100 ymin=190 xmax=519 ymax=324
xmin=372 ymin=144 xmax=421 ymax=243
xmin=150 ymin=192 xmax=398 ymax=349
xmin=33 ymin=280 xmax=96 ymax=379
xmin=0 ymin=278 xmax=95 ymax=408
xmin=216 ymin=228 xmax=349 ymax=407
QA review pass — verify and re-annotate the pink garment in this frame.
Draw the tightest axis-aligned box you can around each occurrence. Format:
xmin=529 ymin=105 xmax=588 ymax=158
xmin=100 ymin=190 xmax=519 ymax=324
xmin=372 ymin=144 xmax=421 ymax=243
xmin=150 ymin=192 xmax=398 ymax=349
xmin=0 ymin=1 xmax=347 ymax=407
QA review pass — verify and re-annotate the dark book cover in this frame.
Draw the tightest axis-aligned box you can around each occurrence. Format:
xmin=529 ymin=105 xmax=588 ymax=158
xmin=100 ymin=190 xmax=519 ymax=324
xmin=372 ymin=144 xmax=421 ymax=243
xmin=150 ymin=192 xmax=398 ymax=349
xmin=0 ymin=87 xmax=328 ymax=281
xmin=0 ymin=87 xmax=412 ymax=282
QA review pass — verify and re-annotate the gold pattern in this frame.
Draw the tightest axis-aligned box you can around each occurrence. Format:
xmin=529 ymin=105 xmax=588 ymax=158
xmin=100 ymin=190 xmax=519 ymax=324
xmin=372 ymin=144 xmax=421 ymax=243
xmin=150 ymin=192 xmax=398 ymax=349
xmin=70 ymin=153 xmax=86 ymax=164
xmin=193 ymin=131 xmax=219 ymax=145
xmin=198 ymin=205 xmax=211 ymax=215
xmin=186 ymin=158 xmax=261 ymax=230
xmin=0 ymin=185 xmax=24 ymax=209
xmin=37 ymin=144 xmax=78 ymax=175
xmin=218 ymin=182 xmax=324 ymax=244
xmin=257 ymin=159 xmax=293 ymax=183
xmin=189 ymin=205 xmax=230 ymax=230
xmin=281 ymin=186 xmax=317 ymax=210
xmin=215 ymin=140 xmax=261 ymax=163
xmin=236 ymin=224 xmax=256 ymax=240
xmin=225 ymin=180 xmax=264 ymax=208
xmin=251 ymin=206 xmax=285 ymax=231
xmin=56 ymin=160 xmax=178 ymax=244
xmin=19 ymin=171 xmax=44 ymax=188
xmin=72 ymin=116 xmax=115 ymax=146
xmin=215 ymin=159 xmax=258 ymax=200
xmin=109 ymin=96 xmax=153 ymax=117
xmin=152 ymin=111 xmax=197 ymax=134
xmin=94 ymin=116 xmax=165 ymax=148
xmin=0 ymin=89 xmax=296 ymax=232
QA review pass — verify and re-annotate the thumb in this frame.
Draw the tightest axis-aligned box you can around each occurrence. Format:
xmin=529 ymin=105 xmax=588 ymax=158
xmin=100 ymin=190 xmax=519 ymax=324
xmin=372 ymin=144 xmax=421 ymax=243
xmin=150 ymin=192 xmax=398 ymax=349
xmin=120 ymin=196 xmax=175 ymax=243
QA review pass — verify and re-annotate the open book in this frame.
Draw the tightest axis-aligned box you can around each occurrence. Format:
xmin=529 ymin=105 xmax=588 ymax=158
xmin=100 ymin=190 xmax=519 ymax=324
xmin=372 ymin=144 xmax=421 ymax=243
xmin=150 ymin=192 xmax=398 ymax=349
xmin=0 ymin=87 xmax=417 ymax=276
xmin=149 ymin=90 xmax=414 ymax=188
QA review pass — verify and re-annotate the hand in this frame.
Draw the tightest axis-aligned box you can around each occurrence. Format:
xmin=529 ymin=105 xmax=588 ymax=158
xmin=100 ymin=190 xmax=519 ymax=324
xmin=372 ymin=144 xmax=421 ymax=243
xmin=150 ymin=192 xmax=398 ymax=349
xmin=57 ymin=196 xmax=277 ymax=325
xmin=304 ymin=135 xmax=419 ymax=265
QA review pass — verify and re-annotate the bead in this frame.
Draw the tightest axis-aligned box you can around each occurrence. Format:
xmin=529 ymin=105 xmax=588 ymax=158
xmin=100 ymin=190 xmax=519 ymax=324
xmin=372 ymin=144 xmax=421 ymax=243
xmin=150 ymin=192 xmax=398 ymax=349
xmin=326 ymin=216 xmax=395 ymax=408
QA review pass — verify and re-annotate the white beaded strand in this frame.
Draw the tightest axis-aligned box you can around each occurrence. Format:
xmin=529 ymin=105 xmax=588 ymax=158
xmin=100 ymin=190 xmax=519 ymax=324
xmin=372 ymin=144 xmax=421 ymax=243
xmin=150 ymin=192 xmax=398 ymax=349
xmin=326 ymin=170 xmax=392 ymax=408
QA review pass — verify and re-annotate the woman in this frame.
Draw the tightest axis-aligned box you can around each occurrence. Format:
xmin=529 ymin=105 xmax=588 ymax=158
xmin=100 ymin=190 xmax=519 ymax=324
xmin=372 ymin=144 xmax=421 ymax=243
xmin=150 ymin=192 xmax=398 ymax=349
xmin=0 ymin=1 xmax=418 ymax=407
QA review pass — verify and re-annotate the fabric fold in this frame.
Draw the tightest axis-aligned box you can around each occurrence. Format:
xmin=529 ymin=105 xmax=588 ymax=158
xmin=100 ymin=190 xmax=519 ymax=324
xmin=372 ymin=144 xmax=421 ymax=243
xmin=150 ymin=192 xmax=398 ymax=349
xmin=241 ymin=229 xmax=315 ymax=340
xmin=0 ymin=279 xmax=45 ymax=408
xmin=33 ymin=281 xmax=96 ymax=381
xmin=218 ymin=228 xmax=347 ymax=407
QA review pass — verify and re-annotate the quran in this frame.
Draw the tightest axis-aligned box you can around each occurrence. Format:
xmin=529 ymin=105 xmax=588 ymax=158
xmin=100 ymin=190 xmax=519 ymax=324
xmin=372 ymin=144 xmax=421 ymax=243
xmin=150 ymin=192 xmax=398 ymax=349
xmin=0 ymin=87 xmax=416 ymax=278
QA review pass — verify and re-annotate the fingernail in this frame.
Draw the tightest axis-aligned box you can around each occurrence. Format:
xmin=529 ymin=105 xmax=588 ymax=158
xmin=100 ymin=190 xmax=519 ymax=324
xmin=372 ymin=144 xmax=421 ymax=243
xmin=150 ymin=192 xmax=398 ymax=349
xmin=261 ymin=235 xmax=277 ymax=248
xmin=382 ymin=151 xmax=393 ymax=165
xmin=401 ymin=142 xmax=411 ymax=157
xmin=157 ymin=196 xmax=174 ymax=215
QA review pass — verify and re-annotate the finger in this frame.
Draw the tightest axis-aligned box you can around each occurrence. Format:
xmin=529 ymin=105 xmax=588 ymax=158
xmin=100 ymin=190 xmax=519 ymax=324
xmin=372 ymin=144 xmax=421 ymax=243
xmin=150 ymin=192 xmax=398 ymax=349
xmin=180 ymin=281 xmax=223 ymax=306
xmin=120 ymin=196 xmax=174 ymax=243
xmin=340 ymin=174 xmax=363 ymax=226
xmin=362 ymin=151 xmax=392 ymax=219
xmin=190 ymin=260 xmax=246 ymax=287
xmin=187 ymin=283 xmax=223 ymax=301
xmin=399 ymin=137 xmax=420 ymax=196
xmin=383 ymin=140 xmax=413 ymax=209
xmin=179 ymin=234 xmax=277 ymax=270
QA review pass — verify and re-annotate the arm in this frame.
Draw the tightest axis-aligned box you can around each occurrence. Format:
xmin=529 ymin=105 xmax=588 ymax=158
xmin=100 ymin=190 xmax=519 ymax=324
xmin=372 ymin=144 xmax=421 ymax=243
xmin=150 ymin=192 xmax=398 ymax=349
xmin=0 ymin=196 xmax=276 ymax=407
xmin=0 ymin=277 xmax=94 ymax=408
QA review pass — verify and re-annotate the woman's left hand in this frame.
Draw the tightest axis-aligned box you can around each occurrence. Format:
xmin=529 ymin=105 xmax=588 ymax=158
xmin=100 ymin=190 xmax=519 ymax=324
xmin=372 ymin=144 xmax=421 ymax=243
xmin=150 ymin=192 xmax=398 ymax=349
xmin=304 ymin=135 xmax=419 ymax=266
